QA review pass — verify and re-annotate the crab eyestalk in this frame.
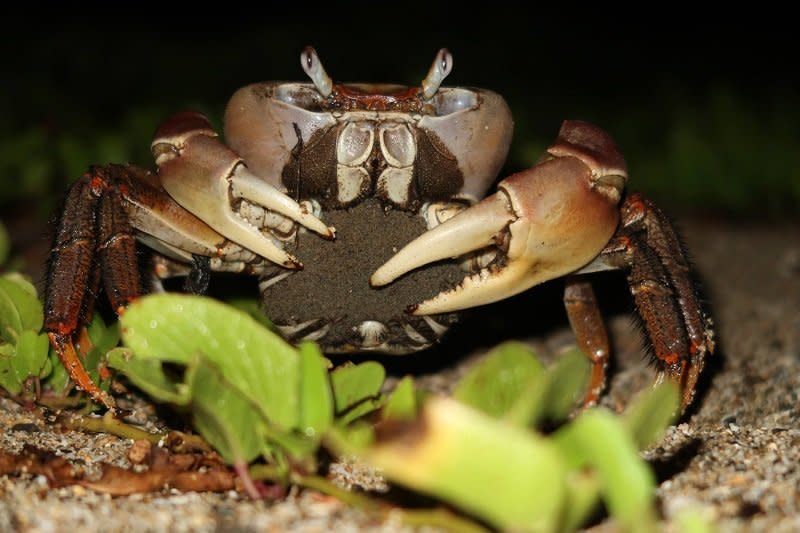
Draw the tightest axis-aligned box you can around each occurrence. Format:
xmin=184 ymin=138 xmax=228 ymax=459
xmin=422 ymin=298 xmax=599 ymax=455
xmin=301 ymin=46 xmax=333 ymax=97
xmin=421 ymin=48 xmax=453 ymax=99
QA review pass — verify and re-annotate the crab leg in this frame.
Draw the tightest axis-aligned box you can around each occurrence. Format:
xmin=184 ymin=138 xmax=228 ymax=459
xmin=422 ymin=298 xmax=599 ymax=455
xmin=151 ymin=111 xmax=335 ymax=269
xmin=563 ymin=277 xmax=610 ymax=407
xmin=372 ymin=121 xmax=627 ymax=315
xmin=578 ymin=193 xmax=715 ymax=409
xmin=46 ymin=167 xmax=145 ymax=410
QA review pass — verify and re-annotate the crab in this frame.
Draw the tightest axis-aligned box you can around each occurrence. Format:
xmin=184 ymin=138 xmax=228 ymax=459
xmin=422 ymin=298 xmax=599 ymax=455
xmin=44 ymin=47 xmax=714 ymax=412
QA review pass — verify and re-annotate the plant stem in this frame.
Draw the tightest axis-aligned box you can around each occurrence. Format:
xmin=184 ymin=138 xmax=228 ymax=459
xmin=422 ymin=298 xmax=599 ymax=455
xmin=31 ymin=394 xmax=87 ymax=410
xmin=58 ymin=411 xmax=163 ymax=442
xmin=57 ymin=411 xmax=211 ymax=452
xmin=294 ymin=474 xmax=489 ymax=533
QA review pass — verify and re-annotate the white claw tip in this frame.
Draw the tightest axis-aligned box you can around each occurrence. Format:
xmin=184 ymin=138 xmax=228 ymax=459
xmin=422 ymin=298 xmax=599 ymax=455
xmin=301 ymin=46 xmax=333 ymax=97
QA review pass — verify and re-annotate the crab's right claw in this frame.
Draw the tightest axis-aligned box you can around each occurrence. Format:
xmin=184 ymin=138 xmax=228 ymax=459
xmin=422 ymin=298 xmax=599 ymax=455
xmin=151 ymin=112 xmax=335 ymax=269
xmin=371 ymin=121 xmax=627 ymax=315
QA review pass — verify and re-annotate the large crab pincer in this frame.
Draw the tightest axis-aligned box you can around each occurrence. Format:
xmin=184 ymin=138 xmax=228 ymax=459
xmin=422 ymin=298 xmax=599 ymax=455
xmin=45 ymin=47 xmax=713 ymax=412
xmin=373 ymin=119 xmax=713 ymax=408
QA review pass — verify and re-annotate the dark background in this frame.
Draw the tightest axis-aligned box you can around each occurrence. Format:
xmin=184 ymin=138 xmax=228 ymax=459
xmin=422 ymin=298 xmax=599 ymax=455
xmin=1 ymin=7 xmax=798 ymax=229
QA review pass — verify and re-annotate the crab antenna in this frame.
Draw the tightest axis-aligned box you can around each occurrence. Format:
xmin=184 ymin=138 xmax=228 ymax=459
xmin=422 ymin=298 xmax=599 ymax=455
xmin=301 ymin=46 xmax=333 ymax=97
xmin=421 ymin=48 xmax=453 ymax=99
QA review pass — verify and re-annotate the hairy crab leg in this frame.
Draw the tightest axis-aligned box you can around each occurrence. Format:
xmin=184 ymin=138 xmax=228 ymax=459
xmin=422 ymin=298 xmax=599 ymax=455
xmin=572 ymin=194 xmax=714 ymax=409
xmin=620 ymin=193 xmax=714 ymax=365
xmin=46 ymin=162 xmax=256 ymax=410
xmin=563 ymin=277 xmax=611 ymax=407
xmin=46 ymin=168 xmax=139 ymax=410
xmin=614 ymin=194 xmax=713 ymax=409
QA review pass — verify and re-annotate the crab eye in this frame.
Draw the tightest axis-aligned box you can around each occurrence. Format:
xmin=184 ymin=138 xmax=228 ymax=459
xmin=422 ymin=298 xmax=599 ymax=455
xmin=422 ymin=48 xmax=453 ymax=100
xmin=303 ymin=49 xmax=313 ymax=69
xmin=439 ymin=50 xmax=452 ymax=75
xmin=300 ymin=46 xmax=333 ymax=97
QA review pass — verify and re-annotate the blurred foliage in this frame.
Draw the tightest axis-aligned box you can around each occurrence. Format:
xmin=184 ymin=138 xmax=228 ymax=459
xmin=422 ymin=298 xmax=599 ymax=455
xmin=0 ymin=282 xmax=683 ymax=531
xmin=110 ymin=293 xmax=679 ymax=532
xmin=1 ymin=14 xmax=797 ymax=221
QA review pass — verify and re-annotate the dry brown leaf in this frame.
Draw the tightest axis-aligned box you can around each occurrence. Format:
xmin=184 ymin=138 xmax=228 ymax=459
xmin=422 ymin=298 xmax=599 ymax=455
xmin=0 ymin=442 xmax=236 ymax=495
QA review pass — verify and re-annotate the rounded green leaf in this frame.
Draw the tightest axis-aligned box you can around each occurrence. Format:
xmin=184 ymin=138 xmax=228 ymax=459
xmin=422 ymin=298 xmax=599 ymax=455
xmin=359 ymin=397 xmax=567 ymax=532
xmin=0 ymin=289 xmax=23 ymax=343
xmin=454 ymin=341 xmax=545 ymax=419
xmin=539 ymin=347 xmax=590 ymax=422
xmin=330 ymin=361 xmax=385 ymax=415
xmin=298 ymin=341 xmax=333 ymax=438
xmin=120 ymin=293 xmax=300 ymax=430
xmin=107 ymin=347 xmax=189 ymax=405
xmin=13 ymin=330 xmax=50 ymax=382
xmin=623 ymin=381 xmax=680 ymax=449
xmin=0 ymin=343 xmax=21 ymax=394
xmin=186 ymin=355 xmax=267 ymax=463
xmin=382 ymin=376 xmax=417 ymax=422
xmin=0 ymin=274 xmax=43 ymax=338
xmin=554 ymin=408 xmax=659 ymax=532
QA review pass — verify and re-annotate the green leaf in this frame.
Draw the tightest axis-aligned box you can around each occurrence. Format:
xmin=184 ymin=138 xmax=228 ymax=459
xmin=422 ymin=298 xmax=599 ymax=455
xmin=225 ymin=298 xmax=273 ymax=329
xmin=504 ymin=347 xmax=590 ymax=428
xmin=0 ymin=289 xmax=23 ymax=343
xmin=539 ymin=347 xmax=591 ymax=422
xmin=0 ymin=274 xmax=43 ymax=340
xmin=107 ymin=347 xmax=189 ymax=405
xmin=0 ymin=273 xmax=38 ymax=301
xmin=623 ymin=381 xmax=680 ymax=449
xmin=39 ymin=356 xmax=53 ymax=381
xmin=43 ymin=345 xmax=71 ymax=392
xmin=186 ymin=355 xmax=267 ymax=464
xmin=675 ymin=504 xmax=716 ymax=533
xmin=453 ymin=341 xmax=545 ymax=419
xmin=559 ymin=469 xmax=602 ymax=533
xmin=13 ymin=330 xmax=50 ymax=383
xmin=382 ymin=376 xmax=417 ymax=421
xmin=553 ymin=408 xmax=659 ymax=533
xmin=0 ymin=343 xmax=21 ymax=394
xmin=336 ymin=397 xmax=384 ymax=427
xmin=120 ymin=294 xmax=301 ymax=430
xmin=297 ymin=341 xmax=333 ymax=439
xmin=351 ymin=397 xmax=567 ymax=532
xmin=330 ymin=361 xmax=385 ymax=415
xmin=328 ymin=421 xmax=375 ymax=450
xmin=86 ymin=313 xmax=121 ymax=354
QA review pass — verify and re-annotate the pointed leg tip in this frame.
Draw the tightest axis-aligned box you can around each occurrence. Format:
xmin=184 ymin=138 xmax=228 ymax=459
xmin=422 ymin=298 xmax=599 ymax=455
xmin=97 ymin=391 xmax=118 ymax=411
xmin=284 ymin=258 xmax=304 ymax=270
xmin=50 ymin=334 xmax=118 ymax=411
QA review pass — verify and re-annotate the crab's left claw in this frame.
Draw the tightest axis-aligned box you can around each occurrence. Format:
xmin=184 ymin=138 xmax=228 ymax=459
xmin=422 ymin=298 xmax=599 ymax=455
xmin=371 ymin=121 xmax=627 ymax=314
xmin=152 ymin=112 xmax=335 ymax=269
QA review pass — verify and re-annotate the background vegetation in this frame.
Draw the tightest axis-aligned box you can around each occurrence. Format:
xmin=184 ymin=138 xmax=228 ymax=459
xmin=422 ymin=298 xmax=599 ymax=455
xmin=1 ymin=8 xmax=797 ymax=232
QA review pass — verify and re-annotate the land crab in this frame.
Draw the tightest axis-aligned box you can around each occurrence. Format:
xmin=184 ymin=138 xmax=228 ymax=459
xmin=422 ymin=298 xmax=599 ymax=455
xmin=45 ymin=47 xmax=714 ymax=412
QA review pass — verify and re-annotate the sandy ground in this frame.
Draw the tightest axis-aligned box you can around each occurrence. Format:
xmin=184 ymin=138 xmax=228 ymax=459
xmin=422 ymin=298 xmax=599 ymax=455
xmin=0 ymin=219 xmax=798 ymax=532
